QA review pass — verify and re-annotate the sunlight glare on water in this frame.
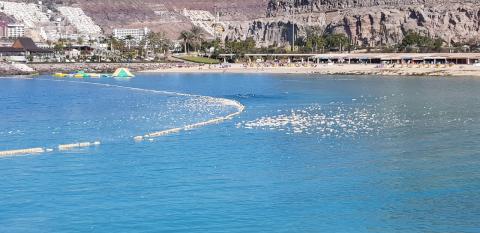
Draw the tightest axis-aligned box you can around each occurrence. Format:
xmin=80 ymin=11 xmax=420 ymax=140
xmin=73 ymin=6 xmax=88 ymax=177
xmin=0 ymin=74 xmax=479 ymax=233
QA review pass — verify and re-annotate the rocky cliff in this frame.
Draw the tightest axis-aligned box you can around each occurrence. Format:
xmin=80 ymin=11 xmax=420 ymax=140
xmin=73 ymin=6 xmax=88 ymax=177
xmin=266 ymin=0 xmax=439 ymax=16
xmin=225 ymin=0 xmax=480 ymax=47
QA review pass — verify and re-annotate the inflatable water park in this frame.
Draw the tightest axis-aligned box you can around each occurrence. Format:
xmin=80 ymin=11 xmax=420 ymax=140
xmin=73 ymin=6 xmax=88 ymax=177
xmin=53 ymin=68 xmax=135 ymax=79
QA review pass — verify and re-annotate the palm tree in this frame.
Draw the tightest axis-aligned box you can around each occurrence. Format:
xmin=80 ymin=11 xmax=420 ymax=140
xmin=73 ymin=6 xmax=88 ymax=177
xmin=190 ymin=26 xmax=205 ymax=53
xmin=178 ymin=30 xmax=194 ymax=54
xmin=147 ymin=32 xmax=171 ymax=55
xmin=125 ymin=35 xmax=134 ymax=50
xmin=107 ymin=36 xmax=114 ymax=51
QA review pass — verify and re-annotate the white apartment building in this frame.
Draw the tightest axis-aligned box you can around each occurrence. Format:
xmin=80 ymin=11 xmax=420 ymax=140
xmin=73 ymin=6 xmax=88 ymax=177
xmin=5 ymin=24 xmax=25 ymax=38
xmin=113 ymin=27 xmax=150 ymax=43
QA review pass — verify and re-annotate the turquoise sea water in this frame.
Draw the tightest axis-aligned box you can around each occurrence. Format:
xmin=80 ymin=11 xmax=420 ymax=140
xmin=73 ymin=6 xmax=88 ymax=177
xmin=0 ymin=74 xmax=479 ymax=232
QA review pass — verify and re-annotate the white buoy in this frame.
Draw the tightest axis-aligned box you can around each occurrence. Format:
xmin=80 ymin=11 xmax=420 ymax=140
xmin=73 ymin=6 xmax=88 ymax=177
xmin=58 ymin=141 xmax=101 ymax=151
xmin=0 ymin=148 xmax=45 ymax=157
xmin=4 ymin=78 xmax=246 ymax=151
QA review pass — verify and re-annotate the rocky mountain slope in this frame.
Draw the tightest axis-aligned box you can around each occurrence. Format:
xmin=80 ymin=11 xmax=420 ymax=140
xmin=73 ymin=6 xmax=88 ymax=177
xmin=54 ymin=0 xmax=269 ymax=38
xmin=226 ymin=0 xmax=480 ymax=47
xmin=9 ymin=0 xmax=480 ymax=47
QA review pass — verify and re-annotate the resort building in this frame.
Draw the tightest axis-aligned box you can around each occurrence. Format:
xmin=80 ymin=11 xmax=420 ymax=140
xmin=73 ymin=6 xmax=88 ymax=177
xmin=0 ymin=21 xmax=7 ymax=37
xmin=0 ymin=1 xmax=49 ymax=28
xmin=4 ymin=23 xmax=25 ymax=38
xmin=0 ymin=37 xmax=53 ymax=62
xmin=0 ymin=46 xmax=24 ymax=62
xmin=113 ymin=27 xmax=150 ymax=43
xmin=57 ymin=6 xmax=102 ymax=38
xmin=0 ymin=2 xmax=104 ymax=42
xmin=182 ymin=9 xmax=223 ymax=38
xmin=63 ymin=45 xmax=95 ymax=62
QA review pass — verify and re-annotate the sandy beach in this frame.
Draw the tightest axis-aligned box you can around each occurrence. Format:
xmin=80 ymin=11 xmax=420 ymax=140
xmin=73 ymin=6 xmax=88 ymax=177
xmin=142 ymin=63 xmax=480 ymax=77
xmin=3 ymin=62 xmax=480 ymax=77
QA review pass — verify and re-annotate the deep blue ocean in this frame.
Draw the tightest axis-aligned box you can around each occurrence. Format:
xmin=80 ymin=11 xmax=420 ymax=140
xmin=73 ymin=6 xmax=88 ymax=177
xmin=0 ymin=73 xmax=479 ymax=232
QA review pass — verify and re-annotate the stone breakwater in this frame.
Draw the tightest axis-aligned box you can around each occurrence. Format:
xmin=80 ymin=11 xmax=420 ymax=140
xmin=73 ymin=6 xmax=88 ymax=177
xmin=0 ymin=62 xmax=196 ymax=76
xmin=0 ymin=62 xmax=35 ymax=75
xmin=29 ymin=62 xmax=195 ymax=74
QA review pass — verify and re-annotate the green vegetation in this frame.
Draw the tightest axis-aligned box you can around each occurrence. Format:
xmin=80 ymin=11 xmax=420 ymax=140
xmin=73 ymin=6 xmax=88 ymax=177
xmin=179 ymin=26 xmax=205 ymax=53
xmin=398 ymin=31 xmax=443 ymax=52
xmin=47 ymin=23 xmax=480 ymax=64
xmin=140 ymin=31 xmax=171 ymax=54
xmin=296 ymin=32 xmax=350 ymax=53
xmin=105 ymin=35 xmax=126 ymax=52
xmin=224 ymin=37 xmax=256 ymax=55
xmin=178 ymin=30 xmax=194 ymax=53
xmin=303 ymin=30 xmax=325 ymax=53
xmin=210 ymin=32 xmax=352 ymax=59
xmin=124 ymin=35 xmax=134 ymax=50
xmin=211 ymin=30 xmax=453 ymax=56
xmin=176 ymin=56 xmax=220 ymax=64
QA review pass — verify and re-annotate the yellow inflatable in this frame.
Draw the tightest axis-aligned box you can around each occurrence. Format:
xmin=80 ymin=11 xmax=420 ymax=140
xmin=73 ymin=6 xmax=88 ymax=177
xmin=53 ymin=73 xmax=67 ymax=78
xmin=74 ymin=73 xmax=85 ymax=78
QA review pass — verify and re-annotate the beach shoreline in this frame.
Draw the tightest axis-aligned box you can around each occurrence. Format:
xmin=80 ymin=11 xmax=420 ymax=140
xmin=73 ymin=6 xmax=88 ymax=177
xmin=141 ymin=63 xmax=480 ymax=77
xmin=2 ymin=62 xmax=480 ymax=77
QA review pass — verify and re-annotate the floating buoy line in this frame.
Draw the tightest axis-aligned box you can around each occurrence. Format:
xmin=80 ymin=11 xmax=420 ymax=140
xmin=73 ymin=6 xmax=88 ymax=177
xmin=0 ymin=77 xmax=245 ymax=158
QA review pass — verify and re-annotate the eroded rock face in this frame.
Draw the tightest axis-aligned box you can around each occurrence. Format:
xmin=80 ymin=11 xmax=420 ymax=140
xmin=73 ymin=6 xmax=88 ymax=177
xmin=225 ymin=0 xmax=480 ymax=47
xmin=266 ymin=0 xmax=436 ymax=16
